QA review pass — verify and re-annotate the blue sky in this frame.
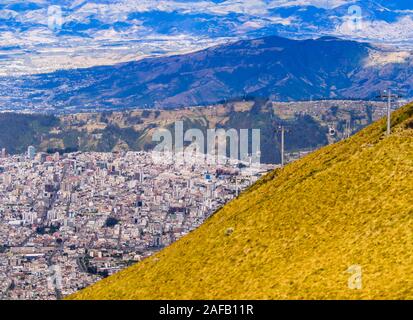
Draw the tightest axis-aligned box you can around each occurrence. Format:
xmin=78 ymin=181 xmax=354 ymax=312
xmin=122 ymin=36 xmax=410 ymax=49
xmin=1 ymin=0 xmax=412 ymax=75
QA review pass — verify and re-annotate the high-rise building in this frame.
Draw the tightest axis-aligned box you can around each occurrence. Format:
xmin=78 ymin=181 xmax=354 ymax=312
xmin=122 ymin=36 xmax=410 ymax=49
xmin=1 ymin=148 xmax=6 ymax=158
xmin=27 ymin=146 xmax=36 ymax=160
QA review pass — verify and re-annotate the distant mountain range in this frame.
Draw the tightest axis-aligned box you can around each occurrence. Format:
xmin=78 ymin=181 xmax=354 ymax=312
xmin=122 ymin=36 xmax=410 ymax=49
xmin=2 ymin=1 xmax=413 ymax=76
xmin=0 ymin=35 xmax=412 ymax=111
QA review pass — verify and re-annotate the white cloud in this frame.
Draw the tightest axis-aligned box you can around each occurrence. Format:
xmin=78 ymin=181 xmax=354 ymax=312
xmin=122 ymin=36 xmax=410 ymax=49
xmin=279 ymin=0 xmax=351 ymax=9
xmin=63 ymin=0 xmax=350 ymax=19
xmin=336 ymin=15 xmax=413 ymax=43
xmin=0 ymin=9 xmax=18 ymax=20
xmin=365 ymin=50 xmax=412 ymax=67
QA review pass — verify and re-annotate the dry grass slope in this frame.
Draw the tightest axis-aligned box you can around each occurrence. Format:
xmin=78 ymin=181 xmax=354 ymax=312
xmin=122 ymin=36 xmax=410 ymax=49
xmin=68 ymin=103 xmax=413 ymax=300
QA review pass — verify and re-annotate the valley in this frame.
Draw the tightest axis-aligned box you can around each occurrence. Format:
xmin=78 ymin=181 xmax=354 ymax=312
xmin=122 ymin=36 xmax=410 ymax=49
xmin=0 ymin=99 xmax=389 ymax=164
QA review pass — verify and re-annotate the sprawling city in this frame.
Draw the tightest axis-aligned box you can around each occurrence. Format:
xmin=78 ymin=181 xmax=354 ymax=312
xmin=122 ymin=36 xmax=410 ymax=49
xmin=0 ymin=148 xmax=273 ymax=299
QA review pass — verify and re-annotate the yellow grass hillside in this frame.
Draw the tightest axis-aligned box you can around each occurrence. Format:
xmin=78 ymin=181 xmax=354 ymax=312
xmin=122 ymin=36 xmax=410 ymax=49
xmin=69 ymin=103 xmax=413 ymax=300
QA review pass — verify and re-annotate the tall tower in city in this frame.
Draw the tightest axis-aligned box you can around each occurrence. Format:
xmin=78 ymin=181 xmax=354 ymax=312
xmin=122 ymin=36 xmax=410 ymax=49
xmin=27 ymin=145 xmax=36 ymax=160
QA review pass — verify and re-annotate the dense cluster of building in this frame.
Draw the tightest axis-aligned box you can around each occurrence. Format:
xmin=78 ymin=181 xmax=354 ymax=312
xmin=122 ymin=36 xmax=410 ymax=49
xmin=0 ymin=148 xmax=273 ymax=300
xmin=273 ymin=100 xmax=391 ymax=121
